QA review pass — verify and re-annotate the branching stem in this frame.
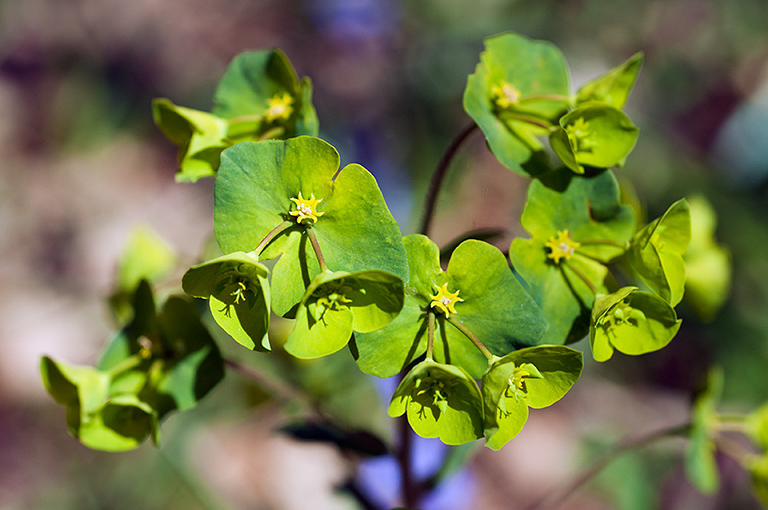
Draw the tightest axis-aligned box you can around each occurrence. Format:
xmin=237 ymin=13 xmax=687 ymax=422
xmin=563 ymin=261 xmax=598 ymax=295
xmin=426 ymin=311 xmax=436 ymax=360
xmin=419 ymin=122 xmax=478 ymax=236
xmin=252 ymin=220 xmax=292 ymax=256
xmin=307 ymin=227 xmax=328 ymax=272
xmin=446 ymin=316 xmax=494 ymax=361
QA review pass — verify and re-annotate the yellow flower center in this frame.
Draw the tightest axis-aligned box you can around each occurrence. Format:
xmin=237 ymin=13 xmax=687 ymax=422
xmin=290 ymin=192 xmax=324 ymax=223
xmin=264 ymin=92 xmax=294 ymax=122
xmin=429 ymin=283 xmax=464 ymax=317
xmin=491 ymin=82 xmax=521 ymax=109
xmin=545 ymin=229 xmax=580 ymax=264
xmin=564 ymin=117 xmax=596 ymax=152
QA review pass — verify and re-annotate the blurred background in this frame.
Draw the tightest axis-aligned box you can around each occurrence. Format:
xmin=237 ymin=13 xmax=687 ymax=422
xmin=2 ymin=0 xmax=768 ymax=509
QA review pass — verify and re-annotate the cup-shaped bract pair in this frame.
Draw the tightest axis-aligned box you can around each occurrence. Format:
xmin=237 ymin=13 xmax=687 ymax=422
xmin=590 ymin=286 xmax=681 ymax=362
xmin=549 ymin=102 xmax=639 ymax=174
xmin=510 ymin=169 xmax=635 ymax=345
xmin=214 ymin=136 xmax=409 ymax=321
xmin=352 ymin=235 xmax=548 ymax=380
xmin=463 ymin=32 xmax=571 ymax=177
xmin=482 ymin=346 xmax=582 ymax=450
xmin=40 ymin=357 xmax=157 ymax=452
xmin=628 ymin=199 xmax=691 ymax=306
xmin=153 ymin=49 xmax=318 ymax=182
xmin=285 ymin=269 xmax=404 ymax=359
xmin=182 ymin=252 xmax=270 ymax=351
xmin=389 ymin=360 xmax=484 ymax=445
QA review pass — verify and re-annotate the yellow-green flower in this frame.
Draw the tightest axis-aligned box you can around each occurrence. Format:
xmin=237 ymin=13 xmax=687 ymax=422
xmin=490 ymin=82 xmax=521 ymax=109
xmin=545 ymin=229 xmax=580 ymax=264
xmin=290 ymin=192 xmax=324 ymax=223
xmin=264 ymin=92 xmax=294 ymax=122
xmin=430 ymin=283 xmax=464 ymax=317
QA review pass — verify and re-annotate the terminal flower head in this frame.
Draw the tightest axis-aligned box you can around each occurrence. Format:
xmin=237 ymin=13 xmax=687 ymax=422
xmin=290 ymin=192 xmax=324 ymax=223
xmin=264 ymin=92 xmax=294 ymax=122
xmin=430 ymin=283 xmax=464 ymax=317
xmin=491 ymin=82 xmax=521 ymax=109
xmin=545 ymin=229 xmax=580 ymax=264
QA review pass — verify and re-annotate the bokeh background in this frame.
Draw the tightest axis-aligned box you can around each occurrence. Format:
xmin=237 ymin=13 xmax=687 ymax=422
xmin=2 ymin=0 xmax=768 ymax=509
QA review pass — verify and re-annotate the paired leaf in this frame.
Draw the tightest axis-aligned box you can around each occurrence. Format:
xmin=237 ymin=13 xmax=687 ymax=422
xmin=550 ymin=102 xmax=639 ymax=174
xmin=389 ymin=360 xmax=483 ymax=446
xmin=214 ymin=137 xmax=408 ymax=317
xmin=510 ymin=169 xmax=635 ymax=344
xmin=590 ymin=287 xmax=681 ymax=362
xmin=463 ymin=32 xmax=570 ymax=176
xmin=628 ymin=199 xmax=691 ymax=306
xmin=353 ymin=236 xmax=548 ymax=379
xmin=153 ymin=49 xmax=318 ymax=182
xmin=576 ymin=52 xmax=643 ymax=108
xmin=285 ymin=270 xmax=404 ymax=359
xmin=481 ymin=346 xmax=582 ymax=450
xmin=182 ymin=251 xmax=271 ymax=351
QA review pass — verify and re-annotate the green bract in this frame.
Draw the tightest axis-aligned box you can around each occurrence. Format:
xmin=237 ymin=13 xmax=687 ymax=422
xmin=575 ymin=52 xmax=643 ymax=109
xmin=153 ymin=49 xmax=318 ymax=182
xmin=285 ymin=270 xmax=404 ymax=359
xmin=685 ymin=368 xmax=723 ymax=495
xmin=352 ymin=235 xmax=547 ymax=379
xmin=510 ymin=169 xmax=635 ymax=344
xmin=590 ymin=287 xmax=681 ymax=362
xmin=482 ymin=346 xmax=582 ymax=450
xmin=463 ymin=32 xmax=570 ymax=176
xmin=214 ymin=136 xmax=408 ymax=318
xmin=389 ymin=360 xmax=483 ymax=445
xmin=684 ymin=196 xmax=731 ymax=321
xmin=749 ymin=456 xmax=768 ymax=508
xmin=549 ymin=102 xmax=639 ymax=174
xmin=182 ymin=251 xmax=271 ymax=352
xmin=628 ymin=199 xmax=691 ymax=306
xmin=40 ymin=357 xmax=158 ymax=452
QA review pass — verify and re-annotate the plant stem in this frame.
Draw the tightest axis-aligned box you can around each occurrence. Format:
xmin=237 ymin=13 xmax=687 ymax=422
xmin=307 ymin=227 xmax=328 ymax=272
xmin=519 ymin=93 xmax=571 ymax=103
xmin=419 ymin=122 xmax=478 ymax=236
xmin=105 ymin=354 xmax=145 ymax=377
xmin=258 ymin=125 xmax=285 ymax=141
xmin=498 ymin=112 xmax=553 ymax=130
xmin=252 ymin=220 xmax=292 ymax=256
xmin=446 ymin=316 xmax=494 ymax=361
xmin=224 ymin=358 xmax=316 ymax=411
xmin=563 ymin=261 xmax=598 ymax=295
xmin=578 ymin=239 xmax=630 ymax=249
xmin=526 ymin=423 xmax=691 ymax=510
xmin=426 ymin=311 xmax=436 ymax=360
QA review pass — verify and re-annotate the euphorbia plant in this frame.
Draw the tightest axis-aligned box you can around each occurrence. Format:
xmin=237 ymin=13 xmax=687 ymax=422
xmin=41 ymin=31 xmax=747 ymax=509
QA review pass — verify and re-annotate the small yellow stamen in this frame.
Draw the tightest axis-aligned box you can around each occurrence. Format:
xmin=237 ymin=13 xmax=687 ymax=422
xmin=565 ymin=118 xmax=595 ymax=152
xmin=545 ymin=229 xmax=580 ymax=264
xmin=264 ymin=92 xmax=294 ymax=122
xmin=491 ymin=82 xmax=521 ymax=109
xmin=290 ymin=192 xmax=324 ymax=223
xmin=429 ymin=283 xmax=464 ymax=317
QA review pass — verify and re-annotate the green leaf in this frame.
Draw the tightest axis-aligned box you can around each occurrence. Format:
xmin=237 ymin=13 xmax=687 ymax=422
xmin=550 ymin=102 xmax=639 ymax=174
xmin=214 ymin=137 xmax=408 ymax=317
xmin=629 ymin=199 xmax=691 ymax=305
xmin=685 ymin=367 xmax=723 ymax=495
xmin=576 ymin=52 xmax=643 ymax=108
xmin=590 ymin=287 xmax=682 ymax=362
xmin=152 ymin=98 xmax=229 ymax=182
xmin=353 ymin=236 xmax=547 ymax=379
xmin=510 ymin=170 xmax=635 ymax=344
xmin=748 ymin=456 xmax=768 ymax=508
xmin=463 ymin=32 xmax=570 ymax=176
xmin=747 ymin=403 xmax=768 ymax=451
xmin=389 ymin=360 xmax=483 ymax=446
xmin=182 ymin=251 xmax=271 ymax=351
xmin=684 ymin=196 xmax=731 ymax=321
xmin=77 ymin=394 xmax=158 ymax=452
xmin=285 ymin=270 xmax=404 ymax=359
xmin=482 ymin=346 xmax=582 ymax=450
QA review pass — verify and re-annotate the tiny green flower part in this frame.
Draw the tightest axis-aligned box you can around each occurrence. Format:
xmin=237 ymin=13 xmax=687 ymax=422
xmin=429 ymin=282 xmax=464 ymax=317
xmin=389 ymin=360 xmax=483 ymax=445
xmin=482 ymin=345 xmax=582 ymax=450
xmin=544 ymin=229 xmax=580 ymax=264
xmin=290 ymin=192 xmax=324 ymax=223
xmin=491 ymin=82 xmax=521 ymax=109
xmin=590 ymin=287 xmax=681 ymax=362
xmin=264 ymin=92 xmax=294 ymax=122
xmin=564 ymin=117 xmax=596 ymax=153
